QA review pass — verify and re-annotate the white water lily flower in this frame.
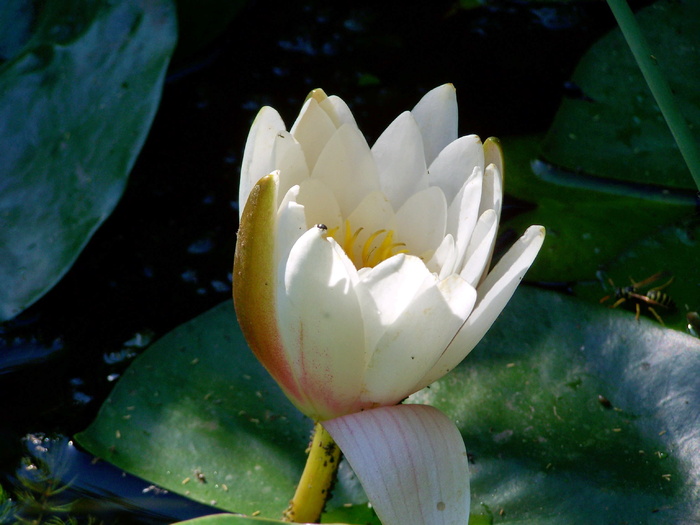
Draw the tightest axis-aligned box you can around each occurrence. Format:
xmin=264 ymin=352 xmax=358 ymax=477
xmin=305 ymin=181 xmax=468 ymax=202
xmin=234 ymin=84 xmax=545 ymax=422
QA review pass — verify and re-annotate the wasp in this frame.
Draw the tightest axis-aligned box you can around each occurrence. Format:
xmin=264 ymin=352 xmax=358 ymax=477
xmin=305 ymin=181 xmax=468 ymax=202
xmin=600 ymin=272 xmax=676 ymax=324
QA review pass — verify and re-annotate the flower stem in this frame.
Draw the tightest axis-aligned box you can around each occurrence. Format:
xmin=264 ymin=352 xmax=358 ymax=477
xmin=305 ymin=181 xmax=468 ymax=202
xmin=606 ymin=0 xmax=700 ymax=191
xmin=283 ymin=422 xmax=341 ymax=523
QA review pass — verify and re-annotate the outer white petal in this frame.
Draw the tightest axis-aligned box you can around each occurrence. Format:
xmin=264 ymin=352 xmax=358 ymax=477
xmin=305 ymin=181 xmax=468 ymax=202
xmin=372 ymin=111 xmax=428 ymax=210
xmin=239 ymin=106 xmax=285 ymax=219
xmin=271 ymin=130 xmax=310 ymax=206
xmin=277 ymin=225 xmax=366 ymax=420
xmin=459 ymin=209 xmax=498 ymax=287
xmin=394 ymin=186 xmax=447 ymax=261
xmin=290 ymin=97 xmax=337 ymax=172
xmin=446 ymin=166 xmax=482 ymax=272
xmin=414 ymin=225 xmax=545 ymax=390
xmin=428 ymin=135 xmax=484 ymax=205
xmin=361 ymin=272 xmax=476 ymax=405
xmin=312 ymin=124 xmax=381 ymax=217
xmin=324 ymin=405 xmax=470 ymax=525
xmin=411 ymin=84 xmax=458 ymax=165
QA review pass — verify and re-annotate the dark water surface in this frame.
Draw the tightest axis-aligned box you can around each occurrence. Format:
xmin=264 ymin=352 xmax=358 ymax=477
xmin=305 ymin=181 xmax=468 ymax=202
xmin=0 ymin=1 xmax=624 ymax=522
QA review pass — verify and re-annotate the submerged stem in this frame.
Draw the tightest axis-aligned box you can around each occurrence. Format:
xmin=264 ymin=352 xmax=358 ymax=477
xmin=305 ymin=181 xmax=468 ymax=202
xmin=283 ymin=422 xmax=341 ymax=523
xmin=606 ymin=0 xmax=700 ymax=191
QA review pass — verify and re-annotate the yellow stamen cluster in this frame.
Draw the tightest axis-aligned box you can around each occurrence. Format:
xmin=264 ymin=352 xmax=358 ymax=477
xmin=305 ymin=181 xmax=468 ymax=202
xmin=328 ymin=220 xmax=406 ymax=269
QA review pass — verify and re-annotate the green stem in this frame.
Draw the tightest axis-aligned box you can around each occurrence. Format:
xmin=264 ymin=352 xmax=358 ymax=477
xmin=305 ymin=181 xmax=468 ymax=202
xmin=606 ymin=0 xmax=700 ymax=191
xmin=283 ymin=422 xmax=341 ymax=523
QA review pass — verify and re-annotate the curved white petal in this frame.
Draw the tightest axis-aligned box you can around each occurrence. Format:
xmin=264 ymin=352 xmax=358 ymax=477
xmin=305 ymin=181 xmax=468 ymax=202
xmin=446 ymin=166 xmax=482 ymax=272
xmin=312 ymin=124 xmax=380 ymax=217
xmin=415 ymin=225 xmax=545 ymax=389
xmin=295 ymin=178 xmax=343 ymax=233
xmin=324 ymin=405 xmax=470 ymax=525
xmin=277 ymin=225 xmax=366 ymax=420
xmin=290 ymin=98 xmax=337 ymax=172
xmin=354 ymin=254 xmax=435 ymax=357
xmin=319 ymin=94 xmax=358 ymax=128
xmin=239 ymin=106 xmax=285 ymax=218
xmin=271 ymin=130 xmax=310 ymax=205
xmin=372 ymin=111 xmax=428 ymax=210
xmin=395 ymin=186 xmax=447 ymax=261
xmin=459 ymin=209 xmax=498 ymax=287
xmin=478 ymin=163 xmax=503 ymax=219
xmin=411 ymin=84 xmax=458 ymax=165
xmin=425 ymin=233 xmax=457 ymax=279
xmin=428 ymin=134 xmax=484 ymax=205
xmin=276 ymin=184 xmax=307 ymax=269
xmin=361 ymin=273 xmax=476 ymax=405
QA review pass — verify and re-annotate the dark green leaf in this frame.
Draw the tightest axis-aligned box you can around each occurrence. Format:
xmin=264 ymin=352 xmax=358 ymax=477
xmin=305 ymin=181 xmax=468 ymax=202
xmin=0 ymin=0 xmax=177 ymax=320
xmin=76 ymin=287 xmax=700 ymax=523
xmin=540 ymin=0 xmax=700 ymax=190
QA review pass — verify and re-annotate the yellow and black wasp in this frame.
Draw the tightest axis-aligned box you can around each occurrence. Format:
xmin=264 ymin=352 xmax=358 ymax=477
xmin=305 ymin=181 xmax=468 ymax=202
xmin=600 ymin=271 xmax=676 ymax=324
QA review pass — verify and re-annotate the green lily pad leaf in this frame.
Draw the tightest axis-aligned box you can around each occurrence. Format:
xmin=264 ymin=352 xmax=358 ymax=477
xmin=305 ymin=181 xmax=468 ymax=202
xmin=76 ymin=285 xmax=700 ymax=523
xmin=174 ymin=513 xmax=350 ymax=525
xmin=540 ymin=0 xmax=700 ymax=190
xmin=0 ymin=0 xmax=177 ymax=320
xmin=499 ymin=135 xmax=698 ymax=328
xmin=410 ymin=286 xmax=700 ymax=523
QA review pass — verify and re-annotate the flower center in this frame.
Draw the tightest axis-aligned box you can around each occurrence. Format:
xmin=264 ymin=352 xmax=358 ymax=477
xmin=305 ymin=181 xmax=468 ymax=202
xmin=329 ymin=220 xmax=407 ymax=269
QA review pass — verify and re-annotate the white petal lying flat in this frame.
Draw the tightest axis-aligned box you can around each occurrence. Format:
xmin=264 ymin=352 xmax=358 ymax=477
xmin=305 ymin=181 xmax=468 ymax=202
xmin=411 ymin=84 xmax=458 ymax=166
xmin=324 ymin=404 xmax=470 ymax=525
xmin=239 ymin=106 xmax=285 ymax=219
xmin=428 ymin=134 xmax=484 ymax=205
xmin=277 ymin=225 xmax=366 ymax=420
xmin=415 ymin=225 xmax=546 ymax=390
xmin=372 ymin=111 xmax=428 ymax=211
xmin=290 ymin=97 xmax=338 ymax=173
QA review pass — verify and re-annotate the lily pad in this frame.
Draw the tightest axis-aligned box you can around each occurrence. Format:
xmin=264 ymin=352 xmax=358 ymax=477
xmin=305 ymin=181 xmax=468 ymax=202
xmin=540 ymin=0 xmax=700 ymax=190
xmin=76 ymin=285 xmax=700 ymax=523
xmin=0 ymin=0 xmax=177 ymax=320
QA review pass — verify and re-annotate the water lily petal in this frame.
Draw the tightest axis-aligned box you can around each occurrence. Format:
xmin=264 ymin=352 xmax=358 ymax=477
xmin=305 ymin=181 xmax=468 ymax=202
xmin=319 ymin=94 xmax=358 ymax=129
xmin=425 ymin=233 xmax=457 ymax=279
xmin=478 ymin=163 xmax=503 ymax=220
xmin=372 ymin=111 xmax=428 ymax=210
xmin=312 ymin=124 xmax=380 ymax=218
xmin=362 ymin=272 xmax=476 ymax=405
xmin=290 ymin=97 xmax=337 ymax=172
xmin=483 ymin=136 xmax=504 ymax=179
xmin=276 ymin=184 xmax=307 ymax=269
xmin=234 ymin=173 xmax=307 ymax=408
xmin=411 ymin=84 xmax=458 ymax=165
xmin=239 ymin=106 xmax=285 ymax=218
xmin=416 ymin=225 xmax=546 ymax=388
xmin=277 ymin=225 xmax=366 ymax=420
xmin=395 ymin=186 xmax=447 ymax=261
xmin=459 ymin=209 xmax=498 ymax=287
xmin=295 ymin=178 xmax=343 ymax=233
xmin=355 ymin=254 xmax=434 ymax=356
xmin=428 ymin=134 xmax=484 ymax=205
xmin=272 ymin=130 xmax=310 ymax=205
xmin=323 ymin=404 xmax=470 ymax=525
xmin=446 ymin=166 xmax=482 ymax=271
